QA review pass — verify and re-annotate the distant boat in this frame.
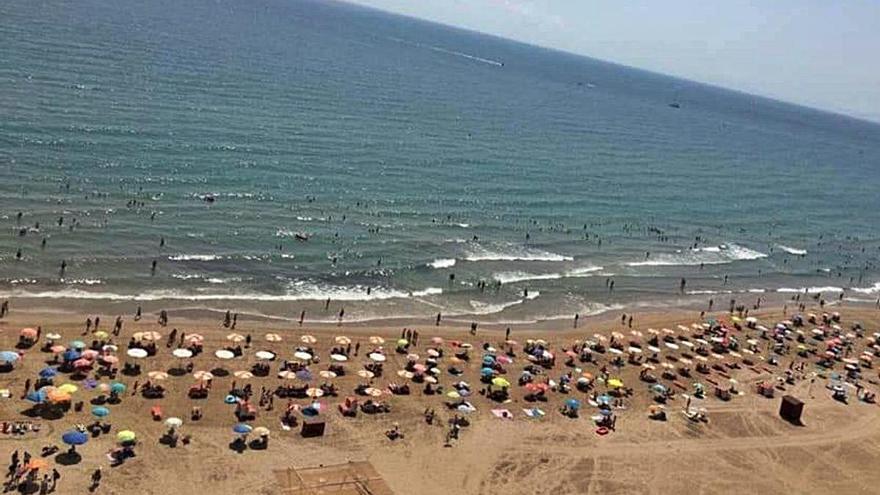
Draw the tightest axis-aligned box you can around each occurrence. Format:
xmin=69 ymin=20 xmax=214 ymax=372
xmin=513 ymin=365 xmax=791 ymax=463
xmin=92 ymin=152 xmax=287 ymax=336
xmin=668 ymin=102 xmax=681 ymax=109
xmin=295 ymin=232 xmax=310 ymax=242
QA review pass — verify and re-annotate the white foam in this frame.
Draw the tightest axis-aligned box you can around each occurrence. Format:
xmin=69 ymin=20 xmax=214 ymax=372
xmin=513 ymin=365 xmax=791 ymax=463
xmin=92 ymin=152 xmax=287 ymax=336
xmin=776 ymin=245 xmax=807 ymax=256
xmin=851 ymin=282 xmax=880 ymax=295
xmin=429 ymin=258 xmax=456 ymax=269
xmin=492 ymin=266 xmax=602 ymax=284
xmin=463 ymin=243 xmax=572 ymax=262
xmin=777 ymin=286 xmax=844 ymax=294
xmin=627 ymin=243 xmax=767 ymax=267
xmin=168 ymin=254 xmax=222 ymax=261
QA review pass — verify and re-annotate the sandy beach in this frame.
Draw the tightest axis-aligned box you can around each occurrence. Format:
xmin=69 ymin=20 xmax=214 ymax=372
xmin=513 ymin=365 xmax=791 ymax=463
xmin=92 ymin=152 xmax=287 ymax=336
xmin=2 ymin=300 xmax=879 ymax=494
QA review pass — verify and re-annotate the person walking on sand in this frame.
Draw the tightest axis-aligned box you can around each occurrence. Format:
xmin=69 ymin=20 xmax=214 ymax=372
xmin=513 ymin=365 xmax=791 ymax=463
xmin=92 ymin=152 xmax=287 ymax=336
xmin=89 ymin=468 xmax=101 ymax=491
xmin=223 ymin=311 xmax=231 ymax=328
xmin=231 ymin=313 xmax=238 ymax=329
xmin=134 ymin=305 xmax=141 ymax=321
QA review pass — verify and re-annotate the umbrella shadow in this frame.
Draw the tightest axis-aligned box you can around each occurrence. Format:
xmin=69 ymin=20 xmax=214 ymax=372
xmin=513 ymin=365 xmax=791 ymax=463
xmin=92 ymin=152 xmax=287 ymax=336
xmin=228 ymin=438 xmax=247 ymax=454
xmin=55 ymin=451 xmax=82 ymax=466
xmin=167 ymin=368 xmax=188 ymax=377
xmin=211 ymin=368 xmax=230 ymax=378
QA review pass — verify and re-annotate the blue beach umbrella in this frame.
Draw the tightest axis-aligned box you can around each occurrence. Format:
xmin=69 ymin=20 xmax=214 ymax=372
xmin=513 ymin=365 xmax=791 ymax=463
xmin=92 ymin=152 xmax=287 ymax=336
xmin=232 ymin=423 xmax=253 ymax=434
xmin=565 ymin=398 xmax=581 ymax=410
xmin=91 ymin=406 xmax=110 ymax=418
xmin=599 ymin=408 xmax=613 ymax=417
xmin=224 ymin=395 xmax=238 ymax=404
xmin=110 ymin=382 xmax=126 ymax=394
xmin=61 ymin=430 xmax=89 ymax=446
xmin=482 ymin=356 xmax=495 ymax=366
xmin=295 ymin=369 xmax=312 ymax=382
xmin=62 ymin=349 xmax=81 ymax=362
xmin=69 ymin=340 xmax=86 ymax=350
xmin=481 ymin=367 xmax=495 ymax=376
xmin=26 ymin=390 xmax=47 ymax=404
xmin=39 ymin=367 xmax=58 ymax=379
xmin=0 ymin=351 xmax=19 ymax=363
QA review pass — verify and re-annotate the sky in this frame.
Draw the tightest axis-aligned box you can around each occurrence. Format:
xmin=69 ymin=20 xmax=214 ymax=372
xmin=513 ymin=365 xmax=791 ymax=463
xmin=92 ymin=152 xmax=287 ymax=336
xmin=344 ymin=0 xmax=880 ymax=122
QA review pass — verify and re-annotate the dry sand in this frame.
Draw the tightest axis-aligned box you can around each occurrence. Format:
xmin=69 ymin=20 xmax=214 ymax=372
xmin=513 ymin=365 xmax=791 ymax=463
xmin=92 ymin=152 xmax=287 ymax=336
xmin=1 ymin=303 xmax=880 ymax=494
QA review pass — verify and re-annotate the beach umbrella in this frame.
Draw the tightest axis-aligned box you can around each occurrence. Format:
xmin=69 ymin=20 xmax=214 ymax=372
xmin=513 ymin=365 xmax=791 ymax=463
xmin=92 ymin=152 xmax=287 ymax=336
xmin=57 ymin=383 xmax=78 ymax=394
xmin=255 ymin=351 xmax=275 ymax=360
xmin=226 ymin=333 xmax=245 ymax=343
xmin=424 ymin=375 xmax=438 ymax=384
xmin=172 ymin=348 xmax=193 ymax=359
xmin=50 ymin=345 xmax=66 ymax=354
xmin=110 ymin=382 xmax=126 ymax=394
xmin=126 ymin=348 xmax=148 ymax=359
xmin=46 ymin=389 xmax=71 ymax=404
xmin=20 ymin=328 xmax=38 ymax=339
xmin=81 ymin=349 xmax=101 ymax=360
xmin=293 ymin=351 xmax=313 ymax=361
xmin=364 ymin=387 xmax=383 ymax=397
xmin=335 ymin=336 xmax=351 ymax=345
xmin=61 ymin=430 xmax=88 ymax=447
xmin=431 ymin=337 xmax=444 ymax=345
xmin=306 ymin=387 xmax=324 ymax=398
xmin=193 ymin=370 xmax=214 ymax=381
xmin=318 ymin=370 xmax=337 ymax=379
xmin=277 ymin=370 xmax=297 ymax=380
xmin=26 ymin=390 xmax=47 ymax=403
xmin=265 ymin=333 xmax=283 ymax=343
xmin=224 ymin=395 xmax=239 ymax=404
xmin=0 ymin=351 xmax=20 ymax=364
xmin=608 ymin=348 xmax=623 ymax=355
xmin=253 ymin=426 xmax=270 ymax=437
xmin=116 ymin=430 xmax=136 ymax=443
xmin=356 ymin=369 xmax=374 ymax=379
xmin=25 ymin=459 xmax=49 ymax=472
xmin=100 ymin=355 xmax=119 ymax=365
xmin=72 ymin=359 xmax=92 ymax=370
xmin=92 ymin=331 xmax=109 ymax=340
xmin=397 ymin=338 xmax=409 ymax=347
xmin=397 ymin=370 xmax=415 ymax=379
xmin=480 ymin=367 xmax=495 ymax=377
xmin=300 ymin=335 xmax=317 ymax=345
xmin=185 ymin=334 xmax=204 ymax=344
xmin=330 ymin=354 xmax=348 ymax=362
xmin=368 ymin=336 xmax=384 ymax=345
xmin=368 ymin=352 xmax=386 ymax=362
xmin=607 ymin=378 xmax=624 ymax=388
xmin=233 ymin=371 xmax=254 ymax=379
xmin=165 ymin=417 xmax=183 ymax=429
xmin=491 ymin=377 xmax=510 ymax=389
xmin=296 ymin=369 xmax=313 ymax=381
xmin=446 ymin=390 xmax=461 ymax=399
xmin=68 ymin=340 xmax=86 ymax=350
xmin=599 ymin=408 xmax=613 ymax=417
xmin=62 ymin=349 xmax=81 ymax=362
xmin=91 ymin=406 xmax=110 ymax=418
xmin=147 ymin=371 xmax=169 ymax=381
xmin=651 ymin=384 xmax=668 ymax=394
xmin=426 ymin=349 xmax=440 ymax=358
xmin=406 ymin=353 xmax=420 ymax=362
xmin=45 ymin=333 xmax=62 ymax=341
xmin=232 ymin=423 xmax=253 ymax=434
xmin=565 ymin=398 xmax=581 ymax=410
xmin=215 ymin=350 xmax=235 ymax=360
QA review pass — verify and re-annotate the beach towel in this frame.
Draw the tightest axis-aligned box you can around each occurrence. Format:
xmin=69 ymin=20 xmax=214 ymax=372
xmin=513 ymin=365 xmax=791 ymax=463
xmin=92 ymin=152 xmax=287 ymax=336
xmin=491 ymin=408 xmax=513 ymax=420
xmin=522 ymin=408 xmax=545 ymax=418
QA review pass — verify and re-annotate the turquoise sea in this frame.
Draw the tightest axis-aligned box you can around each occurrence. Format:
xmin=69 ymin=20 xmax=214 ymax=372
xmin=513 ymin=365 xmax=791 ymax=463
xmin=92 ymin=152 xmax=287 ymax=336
xmin=2 ymin=0 xmax=880 ymax=323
